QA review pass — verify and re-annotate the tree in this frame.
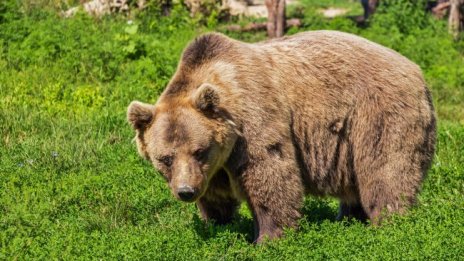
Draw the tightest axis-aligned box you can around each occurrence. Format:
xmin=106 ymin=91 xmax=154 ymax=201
xmin=449 ymin=0 xmax=464 ymax=37
xmin=361 ymin=0 xmax=379 ymax=20
xmin=265 ymin=0 xmax=285 ymax=38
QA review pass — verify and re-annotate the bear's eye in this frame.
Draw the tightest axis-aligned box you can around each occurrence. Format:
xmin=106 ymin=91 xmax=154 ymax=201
xmin=193 ymin=148 xmax=209 ymax=162
xmin=158 ymin=155 xmax=173 ymax=167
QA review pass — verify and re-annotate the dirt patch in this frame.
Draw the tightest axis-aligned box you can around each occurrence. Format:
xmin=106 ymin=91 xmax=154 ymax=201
xmin=319 ymin=7 xmax=349 ymax=18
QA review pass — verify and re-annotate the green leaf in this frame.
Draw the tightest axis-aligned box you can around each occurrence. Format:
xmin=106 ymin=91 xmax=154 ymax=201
xmin=124 ymin=24 xmax=138 ymax=35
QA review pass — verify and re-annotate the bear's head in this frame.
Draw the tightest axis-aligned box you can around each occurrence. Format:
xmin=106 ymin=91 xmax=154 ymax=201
xmin=127 ymin=83 xmax=239 ymax=202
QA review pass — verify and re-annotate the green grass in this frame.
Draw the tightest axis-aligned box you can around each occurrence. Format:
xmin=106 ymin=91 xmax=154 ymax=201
xmin=290 ymin=0 xmax=364 ymax=17
xmin=1 ymin=0 xmax=464 ymax=259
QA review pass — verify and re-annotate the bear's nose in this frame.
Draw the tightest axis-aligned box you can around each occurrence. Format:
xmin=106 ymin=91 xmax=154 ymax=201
xmin=177 ymin=186 xmax=196 ymax=201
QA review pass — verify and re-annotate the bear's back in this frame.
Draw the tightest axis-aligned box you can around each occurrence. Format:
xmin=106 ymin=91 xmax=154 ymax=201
xmin=251 ymin=30 xmax=424 ymax=92
xmin=242 ymin=30 xmax=428 ymax=117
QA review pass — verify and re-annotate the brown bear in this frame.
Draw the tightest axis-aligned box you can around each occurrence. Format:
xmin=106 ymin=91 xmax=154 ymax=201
xmin=127 ymin=31 xmax=436 ymax=243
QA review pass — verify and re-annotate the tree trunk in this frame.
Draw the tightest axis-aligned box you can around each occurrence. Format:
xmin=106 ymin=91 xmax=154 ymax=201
xmin=361 ymin=0 xmax=378 ymax=20
xmin=369 ymin=0 xmax=378 ymax=14
xmin=265 ymin=0 xmax=286 ymax=38
xmin=449 ymin=0 xmax=464 ymax=38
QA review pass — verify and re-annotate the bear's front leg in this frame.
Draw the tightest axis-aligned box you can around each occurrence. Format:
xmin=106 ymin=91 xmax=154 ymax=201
xmin=241 ymin=157 xmax=305 ymax=243
xmin=196 ymin=169 xmax=239 ymax=224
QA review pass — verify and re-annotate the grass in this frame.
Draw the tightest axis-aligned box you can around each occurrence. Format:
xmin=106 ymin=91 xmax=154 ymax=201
xmin=291 ymin=0 xmax=364 ymax=17
xmin=1 ymin=0 xmax=464 ymax=259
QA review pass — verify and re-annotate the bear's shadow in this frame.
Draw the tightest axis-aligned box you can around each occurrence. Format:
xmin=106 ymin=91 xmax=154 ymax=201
xmin=193 ymin=214 xmax=255 ymax=242
xmin=301 ymin=199 xmax=338 ymax=224
xmin=193 ymin=199 xmax=344 ymax=242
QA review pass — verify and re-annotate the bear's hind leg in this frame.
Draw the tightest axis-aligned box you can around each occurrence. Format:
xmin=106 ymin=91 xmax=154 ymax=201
xmin=352 ymin=109 xmax=430 ymax=224
xmin=358 ymin=177 xmax=417 ymax=225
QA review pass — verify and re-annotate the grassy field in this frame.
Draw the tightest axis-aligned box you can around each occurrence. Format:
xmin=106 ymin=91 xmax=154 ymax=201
xmin=1 ymin=0 xmax=463 ymax=259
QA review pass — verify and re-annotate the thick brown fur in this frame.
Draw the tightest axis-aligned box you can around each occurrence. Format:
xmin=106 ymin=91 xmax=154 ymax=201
xmin=127 ymin=31 xmax=436 ymax=243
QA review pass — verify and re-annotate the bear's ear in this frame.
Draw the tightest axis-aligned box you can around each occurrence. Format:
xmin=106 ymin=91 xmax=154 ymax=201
xmin=127 ymin=101 xmax=155 ymax=130
xmin=192 ymin=83 xmax=220 ymax=113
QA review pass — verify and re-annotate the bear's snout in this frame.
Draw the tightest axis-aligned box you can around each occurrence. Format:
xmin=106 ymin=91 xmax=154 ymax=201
xmin=177 ymin=185 xmax=197 ymax=202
